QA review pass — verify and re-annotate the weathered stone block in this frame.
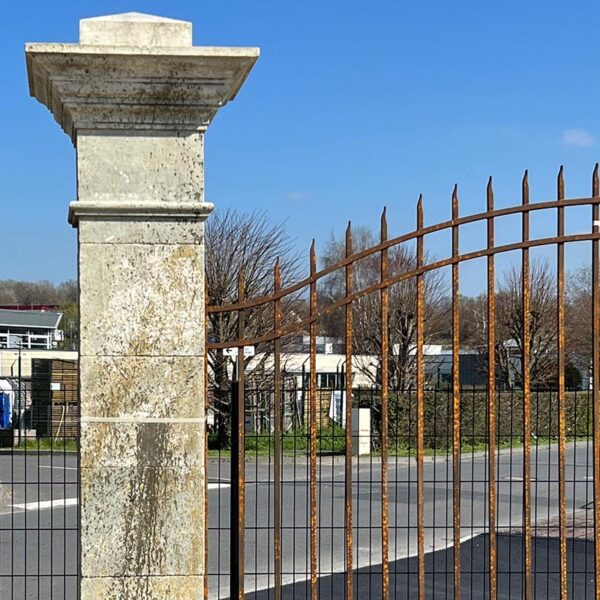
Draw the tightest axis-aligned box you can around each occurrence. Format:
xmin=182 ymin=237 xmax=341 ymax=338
xmin=79 ymin=243 xmax=204 ymax=357
xmin=80 ymin=355 xmax=203 ymax=419
xmin=78 ymin=218 xmax=204 ymax=246
xmin=80 ymin=13 xmax=193 ymax=48
xmin=77 ymin=133 xmax=205 ymax=204
xmin=80 ymin=465 xmax=204 ymax=577
xmin=80 ymin=422 xmax=204 ymax=469
xmin=81 ymin=576 xmax=204 ymax=600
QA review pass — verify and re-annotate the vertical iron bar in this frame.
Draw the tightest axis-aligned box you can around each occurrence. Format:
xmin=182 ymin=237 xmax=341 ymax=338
xmin=309 ymin=241 xmax=319 ymax=600
xmin=556 ymin=167 xmax=567 ymax=600
xmin=274 ymin=260 xmax=283 ymax=600
xmin=204 ymin=286 xmax=209 ymax=600
xmin=231 ymin=270 xmax=246 ymax=600
xmin=592 ymin=164 xmax=600 ymax=600
xmin=487 ymin=177 xmax=497 ymax=600
xmin=416 ymin=196 xmax=426 ymax=600
xmin=380 ymin=208 xmax=390 ymax=600
xmin=345 ymin=224 xmax=354 ymax=600
xmin=522 ymin=171 xmax=533 ymax=600
xmin=451 ymin=185 xmax=462 ymax=600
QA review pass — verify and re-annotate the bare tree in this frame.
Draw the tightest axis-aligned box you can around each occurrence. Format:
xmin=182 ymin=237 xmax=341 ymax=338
xmin=205 ymin=208 xmax=301 ymax=446
xmin=565 ymin=265 xmax=592 ymax=381
xmin=467 ymin=259 xmax=557 ymax=388
xmin=0 ymin=279 xmax=77 ymax=306
xmin=320 ymin=226 xmax=448 ymax=391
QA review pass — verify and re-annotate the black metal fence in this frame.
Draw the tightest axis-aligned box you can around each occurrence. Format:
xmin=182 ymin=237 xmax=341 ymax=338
xmin=207 ymin=383 xmax=596 ymax=599
xmin=0 ymin=361 xmax=79 ymax=600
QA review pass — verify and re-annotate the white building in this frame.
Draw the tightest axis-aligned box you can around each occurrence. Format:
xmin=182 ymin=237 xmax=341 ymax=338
xmin=0 ymin=309 xmax=63 ymax=350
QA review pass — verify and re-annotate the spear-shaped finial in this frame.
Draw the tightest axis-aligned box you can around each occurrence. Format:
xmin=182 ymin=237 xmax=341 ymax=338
xmin=310 ymin=239 xmax=316 ymax=274
xmin=558 ymin=165 xmax=565 ymax=200
xmin=345 ymin=221 xmax=353 ymax=256
xmin=593 ymin=163 xmax=599 ymax=197
xmin=522 ymin=170 xmax=529 ymax=204
xmin=452 ymin=184 xmax=459 ymax=219
xmin=381 ymin=206 xmax=388 ymax=242
xmin=417 ymin=194 xmax=424 ymax=229
xmin=487 ymin=176 xmax=494 ymax=211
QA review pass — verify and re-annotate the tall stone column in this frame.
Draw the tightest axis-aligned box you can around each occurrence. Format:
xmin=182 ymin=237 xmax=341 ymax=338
xmin=26 ymin=13 xmax=258 ymax=599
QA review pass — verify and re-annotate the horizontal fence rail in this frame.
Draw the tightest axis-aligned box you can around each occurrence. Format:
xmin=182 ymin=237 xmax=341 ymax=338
xmin=206 ymin=166 xmax=600 ymax=599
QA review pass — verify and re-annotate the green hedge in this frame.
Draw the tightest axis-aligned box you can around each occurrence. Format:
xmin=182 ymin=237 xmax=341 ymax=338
xmin=360 ymin=388 xmax=593 ymax=452
xmin=208 ymin=389 xmax=593 ymax=454
xmin=209 ymin=423 xmax=347 ymax=455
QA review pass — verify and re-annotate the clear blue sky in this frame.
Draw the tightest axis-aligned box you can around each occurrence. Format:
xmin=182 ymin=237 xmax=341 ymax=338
xmin=2 ymin=1 xmax=599 ymax=295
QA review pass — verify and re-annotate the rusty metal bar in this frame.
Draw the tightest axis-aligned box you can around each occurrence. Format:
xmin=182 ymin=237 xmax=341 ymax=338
xmin=207 ymin=231 xmax=600 ymax=351
xmin=521 ymin=172 xmax=533 ymax=600
xmin=592 ymin=164 xmax=600 ymax=600
xmin=487 ymin=177 xmax=497 ymax=600
xmin=273 ymin=259 xmax=283 ymax=600
xmin=344 ymin=224 xmax=354 ymax=600
xmin=231 ymin=270 xmax=246 ymax=600
xmin=309 ymin=241 xmax=319 ymax=600
xmin=204 ymin=286 xmax=209 ymax=600
xmin=207 ymin=197 xmax=600 ymax=316
xmin=451 ymin=185 xmax=462 ymax=600
xmin=416 ymin=196 xmax=426 ymax=600
xmin=380 ymin=208 xmax=390 ymax=600
xmin=556 ymin=167 xmax=567 ymax=600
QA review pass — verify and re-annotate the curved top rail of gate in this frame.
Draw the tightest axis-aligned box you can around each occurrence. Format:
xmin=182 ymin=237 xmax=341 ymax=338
xmin=207 ymin=165 xmax=600 ymax=349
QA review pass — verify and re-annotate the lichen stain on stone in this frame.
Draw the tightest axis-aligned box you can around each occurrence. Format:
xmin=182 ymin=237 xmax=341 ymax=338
xmin=124 ymin=244 xmax=202 ymax=356
xmin=123 ymin=423 xmax=168 ymax=578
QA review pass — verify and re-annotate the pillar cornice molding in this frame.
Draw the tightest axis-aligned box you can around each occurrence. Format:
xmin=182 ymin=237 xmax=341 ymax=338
xmin=25 ymin=43 xmax=259 ymax=141
xmin=68 ymin=199 xmax=214 ymax=227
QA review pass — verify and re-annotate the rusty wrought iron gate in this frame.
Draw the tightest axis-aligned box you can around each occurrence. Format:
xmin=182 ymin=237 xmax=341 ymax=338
xmin=206 ymin=166 xmax=600 ymax=599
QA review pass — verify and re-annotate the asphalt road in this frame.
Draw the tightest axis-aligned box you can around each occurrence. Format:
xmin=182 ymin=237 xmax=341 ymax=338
xmin=0 ymin=442 xmax=595 ymax=599
xmin=208 ymin=441 xmax=594 ymax=598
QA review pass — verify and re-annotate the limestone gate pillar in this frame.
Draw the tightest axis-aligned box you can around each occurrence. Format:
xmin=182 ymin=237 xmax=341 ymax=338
xmin=26 ymin=13 xmax=258 ymax=598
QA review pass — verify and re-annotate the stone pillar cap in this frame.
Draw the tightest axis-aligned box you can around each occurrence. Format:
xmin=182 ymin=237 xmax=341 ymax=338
xmin=80 ymin=12 xmax=193 ymax=47
xmin=25 ymin=13 xmax=259 ymax=140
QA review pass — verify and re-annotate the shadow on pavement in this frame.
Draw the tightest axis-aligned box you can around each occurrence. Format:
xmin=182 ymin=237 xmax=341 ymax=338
xmin=243 ymin=534 xmax=595 ymax=599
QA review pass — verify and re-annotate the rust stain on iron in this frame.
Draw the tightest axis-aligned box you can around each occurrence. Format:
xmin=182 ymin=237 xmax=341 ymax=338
xmin=522 ymin=172 xmax=533 ymax=600
xmin=208 ymin=233 xmax=600 ymax=353
xmin=380 ymin=208 xmax=390 ymax=599
xmin=236 ymin=270 xmax=246 ymax=600
xmin=273 ymin=259 xmax=283 ymax=600
xmin=556 ymin=167 xmax=567 ymax=600
xmin=416 ymin=196 xmax=426 ymax=600
xmin=207 ymin=197 xmax=600 ymax=317
xmin=345 ymin=223 xmax=354 ymax=600
xmin=204 ymin=285 xmax=209 ymax=600
xmin=452 ymin=185 xmax=462 ymax=600
xmin=202 ymin=168 xmax=600 ymax=598
xmin=309 ymin=241 xmax=319 ymax=600
xmin=592 ymin=163 xmax=600 ymax=600
xmin=487 ymin=177 xmax=497 ymax=600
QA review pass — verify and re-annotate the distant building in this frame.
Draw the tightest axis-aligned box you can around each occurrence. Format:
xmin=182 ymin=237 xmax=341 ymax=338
xmin=0 ymin=304 xmax=60 ymax=311
xmin=0 ymin=309 xmax=63 ymax=350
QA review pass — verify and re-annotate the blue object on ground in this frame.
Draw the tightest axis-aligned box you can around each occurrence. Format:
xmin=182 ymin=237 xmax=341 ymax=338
xmin=0 ymin=393 xmax=12 ymax=428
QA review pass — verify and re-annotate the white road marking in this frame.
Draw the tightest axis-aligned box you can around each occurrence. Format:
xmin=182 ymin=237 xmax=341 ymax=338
xmin=6 ymin=482 xmax=228 ymax=513
xmin=12 ymin=498 xmax=78 ymax=511
xmin=40 ymin=465 xmax=77 ymax=471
